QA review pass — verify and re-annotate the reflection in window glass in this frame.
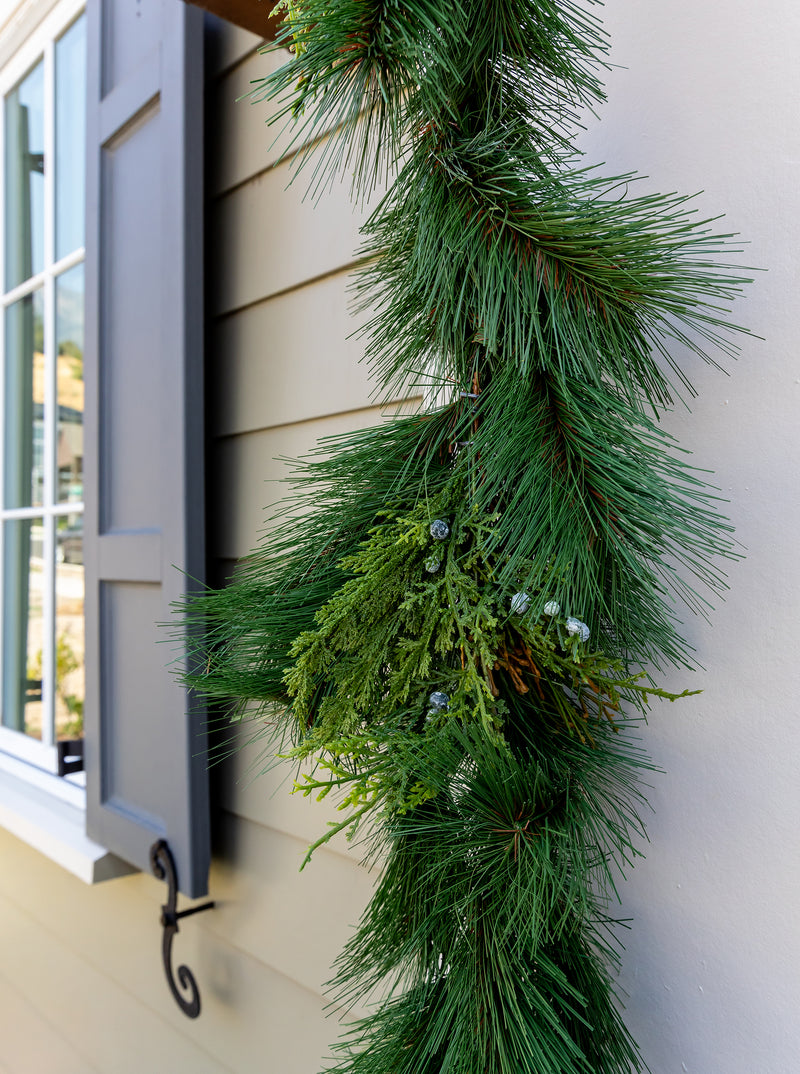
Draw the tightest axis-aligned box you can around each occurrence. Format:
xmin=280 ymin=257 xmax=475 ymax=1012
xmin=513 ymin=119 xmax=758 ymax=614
xmin=55 ymin=15 xmax=86 ymax=261
xmin=4 ymin=290 xmax=44 ymax=508
xmin=56 ymin=264 xmax=84 ymax=503
xmin=1 ymin=517 xmax=44 ymax=738
xmin=0 ymin=11 xmax=86 ymax=767
xmin=4 ymin=59 xmax=44 ymax=289
xmin=55 ymin=522 xmax=83 ymax=740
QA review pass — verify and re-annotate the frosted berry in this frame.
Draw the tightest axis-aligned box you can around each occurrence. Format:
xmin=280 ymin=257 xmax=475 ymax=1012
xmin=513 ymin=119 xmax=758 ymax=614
xmin=566 ymin=617 xmax=590 ymax=642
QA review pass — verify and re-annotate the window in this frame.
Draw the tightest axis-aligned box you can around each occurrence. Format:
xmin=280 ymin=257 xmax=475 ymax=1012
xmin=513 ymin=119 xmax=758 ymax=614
xmin=0 ymin=0 xmax=209 ymax=896
xmin=0 ymin=1 xmax=85 ymax=778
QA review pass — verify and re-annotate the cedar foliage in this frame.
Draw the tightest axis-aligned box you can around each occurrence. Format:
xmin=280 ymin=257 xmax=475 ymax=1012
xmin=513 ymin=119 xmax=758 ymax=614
xmin=186 ymin=2 xmax=748 ymax=1070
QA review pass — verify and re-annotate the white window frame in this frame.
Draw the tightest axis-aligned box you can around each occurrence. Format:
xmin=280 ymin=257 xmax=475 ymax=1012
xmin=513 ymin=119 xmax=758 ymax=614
xmin=0 ymin=0 xmax=86 ymax=784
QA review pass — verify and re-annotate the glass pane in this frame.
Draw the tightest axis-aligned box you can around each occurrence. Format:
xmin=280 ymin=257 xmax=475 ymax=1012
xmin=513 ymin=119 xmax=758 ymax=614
xmin=5 ymin=59 xmax=44 ymax=289
xmin=55 ymin=16 xmax=86 ymax=260
xmin=56 ymin=264 xmax=84 ymax=503
xmin=2 ymin=517 xmax=44 ymax=738
xmin=4 ymin=290 xmax=44 ymax=508
xmin=55 ymin=518 xmax=83 ymax=740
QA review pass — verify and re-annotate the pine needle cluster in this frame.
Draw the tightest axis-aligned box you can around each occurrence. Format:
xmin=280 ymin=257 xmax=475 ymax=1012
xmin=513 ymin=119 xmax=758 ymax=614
xmin=186 ymin=2 xmax=749 ymax=1070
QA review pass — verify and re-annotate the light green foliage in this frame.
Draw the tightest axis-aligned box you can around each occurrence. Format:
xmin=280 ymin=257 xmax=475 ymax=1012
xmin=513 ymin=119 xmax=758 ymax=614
xmin=29 ymin=632 xmax=84 ymax=737
xmin=269 ymin=1 xmax=309 ymax=55
xmin=285 ymin=494 xmax=503 ymax=734
xmin=282 ymin=493 xmax=695 ymax=865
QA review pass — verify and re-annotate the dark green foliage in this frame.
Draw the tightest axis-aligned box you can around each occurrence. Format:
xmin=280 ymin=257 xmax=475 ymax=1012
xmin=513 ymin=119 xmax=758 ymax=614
xmin=358 ymin=144 xmax=746 ymax=409
xmin=258 ymin=0 xmax=466 ymax=194
xmin=324 ymin=719 xmax=652 ymax=1073
xmin=186 ymin=1 xmax=749 ymax=1070
xmin=462 ymin=368 xmax=738 ymax=665
xmin=259 ymin=0 xmax=611 ymax=193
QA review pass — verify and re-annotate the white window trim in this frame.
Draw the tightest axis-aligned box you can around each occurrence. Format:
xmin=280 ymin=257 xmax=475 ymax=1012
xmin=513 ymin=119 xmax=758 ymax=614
xmin=0 ymin=0 xmax=83 ymax=96
xmin=0 ymin=748 xmax=132 ymax=881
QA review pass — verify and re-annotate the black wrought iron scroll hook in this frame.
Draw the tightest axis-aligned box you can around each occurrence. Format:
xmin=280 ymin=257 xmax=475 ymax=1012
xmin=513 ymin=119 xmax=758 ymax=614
xmin=149 ymin=839 xmax=215 ymax=1019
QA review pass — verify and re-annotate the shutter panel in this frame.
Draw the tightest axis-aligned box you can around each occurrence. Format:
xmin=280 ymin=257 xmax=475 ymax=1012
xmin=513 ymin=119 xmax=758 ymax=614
xmin=83 ymin=0 xmax=209 ymax=897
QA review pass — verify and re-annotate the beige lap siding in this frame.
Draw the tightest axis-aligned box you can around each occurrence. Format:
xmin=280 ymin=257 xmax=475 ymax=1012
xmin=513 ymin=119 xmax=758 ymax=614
xmin=212 ymin=270 xmax=376 ymax=438
xmin=0 ymin=18 xmax=381 ymax=1074
xmin=0 ymin=820 xmax=367 ymax=1073
xmin=204 ymin=14 xmax=390 ymax=1072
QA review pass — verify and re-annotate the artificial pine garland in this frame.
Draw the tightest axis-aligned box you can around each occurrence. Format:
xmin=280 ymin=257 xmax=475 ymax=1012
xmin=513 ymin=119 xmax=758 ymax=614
xmin=189 ymin=3 xmax=749 ymax=1070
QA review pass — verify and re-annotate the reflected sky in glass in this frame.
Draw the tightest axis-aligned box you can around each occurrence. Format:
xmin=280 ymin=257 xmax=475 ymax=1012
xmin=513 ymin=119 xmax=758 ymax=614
xmin=5 ymin=59 xmax=44 ymax=288
xmin=56 ymin=15 xmax=86 ymax=260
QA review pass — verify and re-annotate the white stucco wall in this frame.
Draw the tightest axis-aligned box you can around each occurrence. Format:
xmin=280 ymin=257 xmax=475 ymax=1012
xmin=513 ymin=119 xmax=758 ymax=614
xmin=577 ymin=3 xmax=800 ymax=1071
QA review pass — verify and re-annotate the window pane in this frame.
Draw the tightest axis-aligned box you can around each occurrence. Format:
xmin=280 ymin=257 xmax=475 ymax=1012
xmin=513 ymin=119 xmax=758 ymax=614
xmin=55 ymin=16 xmax=86 ymax=261
xmin=1 ymin=517 xmax=44 ymax=738
xmin=4 ymin=59 xmax=44 ymax=289
xmin=55 ymin=519 xmax=83 ymax=740
xmin=56 ymin=264 xmax=84 ymax=503
xmin=4 ymin=290 xmax=44 ymax=508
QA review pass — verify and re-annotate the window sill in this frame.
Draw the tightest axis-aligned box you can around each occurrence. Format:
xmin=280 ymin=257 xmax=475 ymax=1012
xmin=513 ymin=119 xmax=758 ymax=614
xmin=0 ymin=752 xmax=136 ymax=883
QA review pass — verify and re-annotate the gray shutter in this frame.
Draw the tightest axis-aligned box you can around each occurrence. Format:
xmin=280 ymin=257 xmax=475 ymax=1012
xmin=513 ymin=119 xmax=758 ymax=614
xmin=83 ymin=0 xmax=209 ymax=897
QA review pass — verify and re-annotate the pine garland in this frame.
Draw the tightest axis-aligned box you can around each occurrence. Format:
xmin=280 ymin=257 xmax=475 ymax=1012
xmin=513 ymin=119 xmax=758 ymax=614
xmin=187 ymin=3 xmax=749 ymax=1070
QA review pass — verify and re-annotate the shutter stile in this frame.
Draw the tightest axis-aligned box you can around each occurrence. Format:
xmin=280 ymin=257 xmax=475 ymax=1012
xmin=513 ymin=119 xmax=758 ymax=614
xmin=83 ymin=0 xmax=209 ymax=898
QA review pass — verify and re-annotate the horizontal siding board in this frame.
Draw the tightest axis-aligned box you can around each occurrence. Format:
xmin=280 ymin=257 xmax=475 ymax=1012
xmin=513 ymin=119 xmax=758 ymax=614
xmin=211 ymin=163 xmax=382 ymax=315
xmin=211 ymin=44 xmax=349 ymax=196
xmin=189 ymin=929 xmax=342 ymax=1073
xmin=0 ymin=883 xmax=230 ymax=1073
xmin=212 ymin=270 xmax=374 ymax=435
xmin=212 ymin=404 xmax=394 ymax=559
xmin=217 ymin=721 xmax=370 ymax=865
xmin=0 ymin=970 xmax=97 ymax=1074
xmin=209 ymin=810 xmax=374 ymax=999
xmin=0 ymin=824 xmax=363 ymax=1074
xmin=211 ymin=46 xmax=294 ymax=194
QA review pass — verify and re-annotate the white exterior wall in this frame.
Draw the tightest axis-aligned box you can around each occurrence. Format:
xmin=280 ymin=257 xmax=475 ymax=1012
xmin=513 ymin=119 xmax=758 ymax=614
xmin=577 ymin=3 xmax=800 ymax=1071
xmin=0 ymin=5 xmax=797 ymax=1073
